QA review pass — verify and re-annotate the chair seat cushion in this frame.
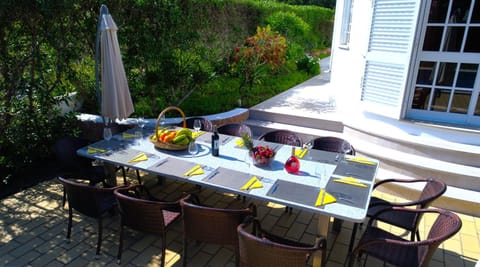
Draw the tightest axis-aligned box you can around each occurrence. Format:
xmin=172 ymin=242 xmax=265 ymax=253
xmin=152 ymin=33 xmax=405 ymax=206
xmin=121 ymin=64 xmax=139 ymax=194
xmin=358 ymin=226 xmax=424 ymax=267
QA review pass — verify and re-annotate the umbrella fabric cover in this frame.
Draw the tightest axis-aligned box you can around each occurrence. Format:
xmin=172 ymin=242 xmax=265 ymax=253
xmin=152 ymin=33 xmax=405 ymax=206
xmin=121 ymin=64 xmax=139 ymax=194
xmin=99 ymin=13 xmax=134 ymax=121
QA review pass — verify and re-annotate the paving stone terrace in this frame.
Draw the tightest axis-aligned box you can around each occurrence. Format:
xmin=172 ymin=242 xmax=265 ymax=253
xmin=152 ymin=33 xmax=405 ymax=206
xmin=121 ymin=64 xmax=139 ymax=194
xmin=1 ymin=171 xmax=479 ymax=266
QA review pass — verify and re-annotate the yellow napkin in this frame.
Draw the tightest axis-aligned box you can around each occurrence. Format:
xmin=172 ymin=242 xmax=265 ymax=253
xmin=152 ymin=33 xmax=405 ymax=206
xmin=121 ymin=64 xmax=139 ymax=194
xmin=345 ymin=156 xmax=376 ymax=165
xmin=192 ymin=131 xmax=206 ymax=139
xmin=240 ymin=176 xmax=263 ymax=190
xmin=128 ymin=153 xmax=148 ymax=163
xmin=87 ymin=146 xmax=107 ymax=154
xmin=315 ymin=189 xmax=336 ymax=206
xmin=295 ymin=148 xmax=307 ymax=159
xmin=333 ymin=177 xmax=367 ymax=187
xmin=235 ymin=139 xmax=244 ymax=147
xmin=123 ymin=133 xmax=140 ymax=139
xmin=183 ymin=165 xmax=204 ymax=176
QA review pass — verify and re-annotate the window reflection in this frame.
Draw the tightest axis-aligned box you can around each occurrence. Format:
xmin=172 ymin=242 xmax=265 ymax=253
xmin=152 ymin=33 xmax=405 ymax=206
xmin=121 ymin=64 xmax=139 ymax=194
xmin=429 ymin=0 xmax=449 ymax=23
xmin=451 ymin=90 xmax=471 ymax=114
xmin=417 ymin=61 xmax=436 ymax=85
xmin=431 ymin=89 xmax=451 ymax=111
xmin=456 ymin=64 xmax=478 ymax=88
xmin=436 ymin=62 xmax=457 ymax=86
xmin=423 ymin=27 xmax=443 ymax=51
xmin=443 ymin=27 xmax=465 ymax=52
xmin=465 ymin=27 xmax=480 ymax=52
xmin=412 ymin=87 xmax=431 ymax=110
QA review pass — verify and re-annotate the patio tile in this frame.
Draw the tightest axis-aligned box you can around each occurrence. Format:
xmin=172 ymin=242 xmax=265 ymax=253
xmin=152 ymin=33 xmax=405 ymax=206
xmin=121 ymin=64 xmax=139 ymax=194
xmin=0 ymin=178 xmax=479 ymax=267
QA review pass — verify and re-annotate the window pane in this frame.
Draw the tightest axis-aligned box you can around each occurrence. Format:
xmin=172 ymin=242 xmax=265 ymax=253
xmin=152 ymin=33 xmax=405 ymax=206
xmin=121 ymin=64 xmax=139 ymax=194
xmin=474 ymin=97 xmax=480 ymax=116
xmin=423 ymin=26 xmax=443 ymax=51
xmin=465 ymin=27 xmax=480 ymax=52
xmin=412 ymin=87 xmax=431 ymax=110
xmin=450 ymin=0 xmax=471 ymax=23
xmin=443 ymin=27 xmax=465 ymax=52
xmin=417 ymin=61 xmax=436 ymax=85
xmin=431 ymin=89 xmax=451 ymax=111
xmin=472 ymin=0 xmax=480 ymax=22
xmin=429 ymin=0 xmax=449 ymax=23
xmin=450 ymin=90 xmax=471 ymax=114
xmin=436 ymin=62 xmax=457 ymax=86
xmin=456 ymin=63 xmax=478 ymax=88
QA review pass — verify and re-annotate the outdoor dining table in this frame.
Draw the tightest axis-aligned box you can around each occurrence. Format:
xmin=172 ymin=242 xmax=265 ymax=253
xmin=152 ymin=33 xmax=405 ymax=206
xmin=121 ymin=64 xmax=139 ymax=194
xmin=77 ymin=127 xmax=379 ymax=267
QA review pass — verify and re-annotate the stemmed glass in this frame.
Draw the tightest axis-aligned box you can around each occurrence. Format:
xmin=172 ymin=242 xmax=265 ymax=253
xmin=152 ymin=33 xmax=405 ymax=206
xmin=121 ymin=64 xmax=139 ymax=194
xmin=193 ymin=119 xmax=202 ymax=132
xmin=188 ymin=139 xmax=198 ymax=155
xmin=136 ymin=117 xmax=145 ymax=139
xmin=341 ymin=141 xmax=352 ymax=160
xmin=304 ymin=142 xmax=313 ymax=160
xmin=103 ymin=126 xmax=112 ymax=150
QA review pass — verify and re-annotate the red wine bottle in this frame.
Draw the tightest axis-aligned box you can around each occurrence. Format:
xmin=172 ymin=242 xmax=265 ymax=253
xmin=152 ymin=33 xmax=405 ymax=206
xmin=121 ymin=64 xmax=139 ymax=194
xmin=212 ymin=126 xmax=219 ymax=156
xmin=285 ymin=147 xmax=300 ymax=173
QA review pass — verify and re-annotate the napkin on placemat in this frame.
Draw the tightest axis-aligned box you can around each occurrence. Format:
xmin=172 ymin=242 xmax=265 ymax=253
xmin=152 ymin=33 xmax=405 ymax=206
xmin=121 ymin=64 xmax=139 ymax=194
xmin=123 ymin=132 xmax=140 ymax=139
xmin=240 ymin=176 xmax=263 ymax=190
xmin=192 ymin=131 xmax=206 ymax=139
xmin=295 ymin=148 xmax=307 ymax=159
xmin=315 ymin=189 xmax=336 ymax=206
xmin=128 ymin=152 xmax=148 ymax=163
xmin=183 ymin=164 xmax=204 ymax=176
xmin=345 ymin=156 xmax=376 ymax=165
xmin=235 ymin=139 xmax=244 ymax=147
xmin=87 ymin=146 xmax=107 ymax=154
xmin=333 ymin=177 xmax=367 ymax=188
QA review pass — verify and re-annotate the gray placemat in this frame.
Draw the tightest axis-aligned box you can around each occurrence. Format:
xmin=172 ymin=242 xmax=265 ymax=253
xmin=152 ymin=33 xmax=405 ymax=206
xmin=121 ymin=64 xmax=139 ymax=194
xmin=98 ymin=148 xmax=146 ymax=165
xmin=195 ymin=132 xmax=233 ymax=145
xmin=325 ymin=178 xmax=371 ymax=209
xmin=305 ymin=149 xmax=339 ymax=164
xmin=266 ymin=180 xmax=319 ymax=206
xmin=333 ymin=160 xmax=377 ymax=182
xmin=147 ymin=157 xmax=200 ymax=178
xmin=202 ymin=167 xmax=254 ymax=190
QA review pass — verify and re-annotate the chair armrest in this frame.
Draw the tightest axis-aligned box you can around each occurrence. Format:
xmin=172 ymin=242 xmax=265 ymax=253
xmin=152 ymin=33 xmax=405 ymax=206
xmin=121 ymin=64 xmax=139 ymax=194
xmin=373 ymin=178 xmax=430 ymax=190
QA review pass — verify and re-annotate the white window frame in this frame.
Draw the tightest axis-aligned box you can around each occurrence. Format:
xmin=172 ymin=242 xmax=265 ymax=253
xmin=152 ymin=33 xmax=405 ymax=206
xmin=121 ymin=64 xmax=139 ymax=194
xmin=339 ymin=0 xmax=353 ymax=47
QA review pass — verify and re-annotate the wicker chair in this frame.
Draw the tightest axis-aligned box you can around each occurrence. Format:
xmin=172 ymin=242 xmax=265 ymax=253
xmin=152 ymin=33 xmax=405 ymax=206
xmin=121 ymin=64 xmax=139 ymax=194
xmin=58 ymin=177 xmax=124 ymax=256
xmin=114 ymin=184 xmax=183 ymax=266
xmin=348 ymin=207 xmax=462 ymax=267
xmin=237 ymin=217 xmax=327 ymax=267
xmin=258 ymin=130 xmax=303 ymax=147
xmin=181 ymin=117 xmax=214 ymax=132
xmin=218 ymin=123 xmax=252 ymax=137
xmin=349 ymin=178 xmax=447 ymax=253
xmin=180 ymin=194 xmax=256 ymax=266
xmin=310 ymin=136 xmax=356 ymax=155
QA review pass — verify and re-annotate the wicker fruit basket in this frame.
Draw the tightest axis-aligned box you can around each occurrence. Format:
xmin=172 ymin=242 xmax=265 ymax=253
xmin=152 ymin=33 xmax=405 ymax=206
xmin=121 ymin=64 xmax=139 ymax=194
xmin=150 ymin=106 xmax=188 ymax=150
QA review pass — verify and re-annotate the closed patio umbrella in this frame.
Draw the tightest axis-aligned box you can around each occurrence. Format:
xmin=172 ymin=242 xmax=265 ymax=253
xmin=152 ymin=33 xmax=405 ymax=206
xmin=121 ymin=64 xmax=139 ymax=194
xmin=95 ymin=4 xmax=134 ymax=123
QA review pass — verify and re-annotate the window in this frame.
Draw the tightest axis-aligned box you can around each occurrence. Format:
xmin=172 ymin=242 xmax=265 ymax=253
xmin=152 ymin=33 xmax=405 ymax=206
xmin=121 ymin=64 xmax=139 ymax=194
xmin=339 ymin=0 xmax=353 ymax=46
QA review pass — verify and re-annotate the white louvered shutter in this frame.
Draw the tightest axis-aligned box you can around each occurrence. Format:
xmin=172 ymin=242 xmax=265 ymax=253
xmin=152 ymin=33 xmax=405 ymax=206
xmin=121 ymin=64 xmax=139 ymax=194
xmin=361 ymin=0 xmax=421 ymax=119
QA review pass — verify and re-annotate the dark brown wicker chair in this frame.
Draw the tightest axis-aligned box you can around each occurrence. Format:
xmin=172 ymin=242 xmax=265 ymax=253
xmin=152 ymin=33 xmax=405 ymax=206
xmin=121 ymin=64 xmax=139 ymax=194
xmin=310 ymin=136 xmax=356 ymax=155
xmin=349 ymin=178 xmax=447 ymax=253
xmin=114 ymin=184 xmax=183 ymax=266
xmin=258 ymin=130 xmax=303 ymax=146
xmin=180 ymin=194 xmax=256 ymax=267
xmin=58 ymin=177 xmax=124 ymax=256
xmin=181 ymin=117 xmax=213 ymax=132
xmin=218 ymin=123 xmax=252 ymax=137
xmin=237 ymin=217 xmax=327 ymax=267
xmin=348 ymin=207 xmax=462 ymax=267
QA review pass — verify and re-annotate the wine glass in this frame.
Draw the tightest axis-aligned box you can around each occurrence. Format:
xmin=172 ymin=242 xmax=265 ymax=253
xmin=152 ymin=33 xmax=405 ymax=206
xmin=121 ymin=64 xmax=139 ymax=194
xmin=341 ymin=141 xmax=352 ymax=159
xmin=137 ymin=117 xmax=146 ymax=129
xmin=159 ymin=115 xmax=166 ymax=127
xmin=103 ymin=127 xmax=112 ymax=141
xmin=304 ymin=142 xmax=313 ymax=160
xmin=188 ymin=139 xmax=198 ymax=155
xmin=193 ymin=119 xmax=202 ymax=132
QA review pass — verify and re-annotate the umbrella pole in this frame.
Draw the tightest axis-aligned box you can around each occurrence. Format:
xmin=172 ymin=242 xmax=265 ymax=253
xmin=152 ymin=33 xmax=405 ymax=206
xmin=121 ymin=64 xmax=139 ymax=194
xmin=95 ymin=4 xmax=110 ymax=125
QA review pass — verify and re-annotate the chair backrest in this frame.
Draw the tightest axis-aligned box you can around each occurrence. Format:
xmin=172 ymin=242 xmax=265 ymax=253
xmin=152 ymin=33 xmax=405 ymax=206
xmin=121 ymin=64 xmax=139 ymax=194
xmin=180 ymin=195 xmax=255 ymax=246
xmin=53 ymin=136 xmax=93 ymax=171
xmin=421 ymin=208 xmax=462 ymax=266
xmin=217 ymin=123 xmax=252 ymax=137
xmin=58 ymin=177 xmax=116 ymax=218
xmin=258 ymin=130 xmax=303 ymax=146
xmin=183 ymin=117 xmax=213 ymax=131
xmin=417 ymin=178 xmax=448 ymax=209
xmin=114 ymin=185 xmax=181 ymax=235
xmin=311 ymin=136 xmax=356 ymax=155
xmin=237 ymin=219 xmax=325 ymax=267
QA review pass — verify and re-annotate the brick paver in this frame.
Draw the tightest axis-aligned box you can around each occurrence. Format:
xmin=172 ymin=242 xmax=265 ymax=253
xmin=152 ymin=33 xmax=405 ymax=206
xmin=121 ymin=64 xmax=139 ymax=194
xmin=1 ymin=173 xmax=479 ymax=267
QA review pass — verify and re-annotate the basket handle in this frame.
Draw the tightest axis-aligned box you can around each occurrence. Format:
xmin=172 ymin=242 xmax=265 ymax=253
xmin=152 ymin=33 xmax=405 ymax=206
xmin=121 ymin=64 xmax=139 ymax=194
xmin=155 ymin=106 xmax=186 ymax=140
